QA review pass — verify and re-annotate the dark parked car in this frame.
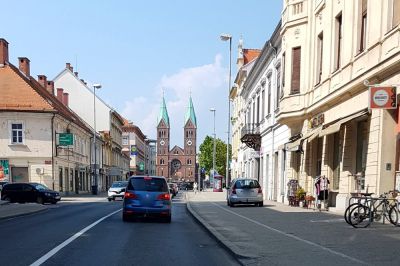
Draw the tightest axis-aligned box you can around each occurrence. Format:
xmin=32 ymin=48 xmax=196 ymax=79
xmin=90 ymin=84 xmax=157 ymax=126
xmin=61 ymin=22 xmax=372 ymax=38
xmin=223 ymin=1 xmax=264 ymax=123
xmin=1 ymin=182 xmax=61 ymax=204
xmin=122 ymin=176 xmax=171 ymax=223
xmin=0 ymin=181 xmax=8 ymax=192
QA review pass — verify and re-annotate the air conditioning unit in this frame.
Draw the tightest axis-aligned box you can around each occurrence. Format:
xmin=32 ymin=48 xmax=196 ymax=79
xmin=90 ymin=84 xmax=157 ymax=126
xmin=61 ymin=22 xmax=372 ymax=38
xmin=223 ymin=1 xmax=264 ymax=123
xmin=36 ymin=168 xmax=44 ymax=175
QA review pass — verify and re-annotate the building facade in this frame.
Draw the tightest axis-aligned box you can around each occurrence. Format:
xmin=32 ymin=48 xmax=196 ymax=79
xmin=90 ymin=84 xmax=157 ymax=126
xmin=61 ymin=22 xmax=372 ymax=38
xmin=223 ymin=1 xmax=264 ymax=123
xmin=278 ymin=0 xmax=400 ymax=210
xmin=156 ymin=96 xmax=197 ymax=182
xmin=0 ymin=39 xmax=93 ymax=194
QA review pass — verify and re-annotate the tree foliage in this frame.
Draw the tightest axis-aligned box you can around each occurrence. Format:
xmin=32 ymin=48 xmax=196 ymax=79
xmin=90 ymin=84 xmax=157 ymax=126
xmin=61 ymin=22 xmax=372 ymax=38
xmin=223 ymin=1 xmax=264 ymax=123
xmin=199 ymin=135 xmax=231 ymax=177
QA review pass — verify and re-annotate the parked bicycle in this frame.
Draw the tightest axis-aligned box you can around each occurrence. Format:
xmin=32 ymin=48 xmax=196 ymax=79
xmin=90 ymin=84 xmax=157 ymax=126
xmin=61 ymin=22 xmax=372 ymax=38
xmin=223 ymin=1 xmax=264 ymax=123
xmin=345 ymin=191 xmax=399 ymax=228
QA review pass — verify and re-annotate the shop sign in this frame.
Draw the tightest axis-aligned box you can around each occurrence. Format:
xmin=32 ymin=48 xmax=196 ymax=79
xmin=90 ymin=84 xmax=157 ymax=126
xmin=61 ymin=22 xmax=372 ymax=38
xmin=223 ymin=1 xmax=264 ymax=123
xmin=139 ymin=162 xmax=145 ymax=171
xmin=0 ymin=160 xmax=10 ymax=180
xmin=130 ymin=145 xmax=138 ymax=156
xmin=369 ymin=86 xmax=397 ymax=109
xmin=309 ymin=113 xmax=324 ymax=129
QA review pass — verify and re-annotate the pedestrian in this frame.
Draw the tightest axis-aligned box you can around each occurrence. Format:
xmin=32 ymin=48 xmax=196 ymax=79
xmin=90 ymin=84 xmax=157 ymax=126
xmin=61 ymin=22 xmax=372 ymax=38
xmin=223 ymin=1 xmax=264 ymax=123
xmin=193 ymin=181 xmax=198 ymax=194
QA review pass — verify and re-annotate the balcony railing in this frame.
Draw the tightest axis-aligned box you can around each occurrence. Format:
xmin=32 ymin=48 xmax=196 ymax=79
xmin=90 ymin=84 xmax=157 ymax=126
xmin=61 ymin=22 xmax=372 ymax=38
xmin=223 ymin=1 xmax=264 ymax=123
xmin=240 ymin=123 xmax=261 ymax=151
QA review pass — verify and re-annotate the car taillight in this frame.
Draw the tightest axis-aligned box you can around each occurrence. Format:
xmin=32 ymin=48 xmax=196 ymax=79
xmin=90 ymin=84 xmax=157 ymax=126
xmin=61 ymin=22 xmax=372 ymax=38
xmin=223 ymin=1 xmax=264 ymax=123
xmin=232 ymin=187 xmax=236 ymax=194
xmin=124 ymin=192 xmax=138 ymax=199
xmin=157 ymin=193 xmax=171 ymax=201
xmin=258 ymin=187 xmax=262 ymax=194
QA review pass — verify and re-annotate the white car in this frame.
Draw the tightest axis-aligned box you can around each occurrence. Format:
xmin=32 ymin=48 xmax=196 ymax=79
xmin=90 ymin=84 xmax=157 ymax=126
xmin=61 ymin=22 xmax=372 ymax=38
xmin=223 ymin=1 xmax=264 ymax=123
xmin=107 ymin=181 xmax=128 ymax=201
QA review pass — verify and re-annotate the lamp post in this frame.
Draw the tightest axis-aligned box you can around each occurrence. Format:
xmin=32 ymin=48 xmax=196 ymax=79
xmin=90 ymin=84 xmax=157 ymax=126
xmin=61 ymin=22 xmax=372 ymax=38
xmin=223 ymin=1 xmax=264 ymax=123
xmin=92 ymin=83 xmax=101 ymax=195
xmin=210 ymin=108 xmax=216 ymax=182
xmin=220 ymin=33 xmax=232 ymax=187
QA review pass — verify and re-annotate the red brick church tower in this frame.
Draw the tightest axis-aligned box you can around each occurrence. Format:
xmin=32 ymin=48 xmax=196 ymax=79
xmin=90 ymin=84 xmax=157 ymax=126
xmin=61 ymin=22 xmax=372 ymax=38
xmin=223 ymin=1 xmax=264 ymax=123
xmin=156 ymin=96 xmax=197 ymax=182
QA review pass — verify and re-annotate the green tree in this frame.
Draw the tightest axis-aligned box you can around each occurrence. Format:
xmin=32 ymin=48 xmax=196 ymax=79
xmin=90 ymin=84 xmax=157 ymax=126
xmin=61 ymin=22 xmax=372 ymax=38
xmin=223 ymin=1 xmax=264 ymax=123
xmin=199 ymin=135 xmax=232 ymax=177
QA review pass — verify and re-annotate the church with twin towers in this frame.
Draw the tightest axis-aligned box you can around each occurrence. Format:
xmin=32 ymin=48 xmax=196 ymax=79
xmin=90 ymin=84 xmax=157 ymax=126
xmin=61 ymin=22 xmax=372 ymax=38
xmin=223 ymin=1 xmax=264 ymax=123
xmin=156 ymin=95 xmax=197 ymax=182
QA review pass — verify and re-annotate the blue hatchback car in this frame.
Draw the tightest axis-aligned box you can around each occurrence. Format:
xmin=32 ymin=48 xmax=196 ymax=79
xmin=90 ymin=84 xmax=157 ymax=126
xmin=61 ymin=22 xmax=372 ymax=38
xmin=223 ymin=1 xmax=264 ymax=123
xmin=122 ymin=176 xmax=171 ymax=223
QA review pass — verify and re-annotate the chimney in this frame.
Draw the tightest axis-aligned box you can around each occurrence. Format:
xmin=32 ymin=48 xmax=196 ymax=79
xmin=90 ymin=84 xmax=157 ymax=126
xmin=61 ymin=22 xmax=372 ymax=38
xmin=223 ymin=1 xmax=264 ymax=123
xmin=47 ymin=81 xmax=54 ymax=95
xmin=38 ymin=75 xmax=47 ymax=89
xmin=18 ymin=57 xmax=30 ymax=76
xmin=63 ymin=92 xmax=69 ymax=106
xmin=0 ymin=38 xmax=9 ymax=66
xmin=74 ymin=71 xmax=78 ymax=77
xmin=65 ymin=63 xmax=73 ymax=72
xmin=56 ymin=88 xmax=64 ymax=103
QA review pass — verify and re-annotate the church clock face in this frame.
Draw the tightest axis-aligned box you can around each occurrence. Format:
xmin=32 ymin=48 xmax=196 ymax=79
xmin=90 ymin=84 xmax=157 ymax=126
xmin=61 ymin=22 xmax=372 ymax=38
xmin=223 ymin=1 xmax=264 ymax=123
xmin=187 ymin=140 xmax=192 ymax=146
xmin=160 ymin=140 xmax=165 ymax=146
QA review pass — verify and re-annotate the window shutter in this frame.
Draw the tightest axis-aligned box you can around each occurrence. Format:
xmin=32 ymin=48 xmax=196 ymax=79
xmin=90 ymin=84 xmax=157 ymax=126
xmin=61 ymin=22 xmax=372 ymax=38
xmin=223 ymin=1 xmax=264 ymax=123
xmin=291 ymin=47 xmax=301 ymax=94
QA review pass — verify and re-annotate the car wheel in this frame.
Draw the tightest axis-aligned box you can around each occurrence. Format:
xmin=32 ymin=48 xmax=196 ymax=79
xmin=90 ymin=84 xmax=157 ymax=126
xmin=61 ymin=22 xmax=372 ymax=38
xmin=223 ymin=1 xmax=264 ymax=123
xmin=227 ymin=200 xmax=229 ymax=206
xmin=4 ymin=196 xmax=11 ymax=202
xmin=51 ymin=201 xmax=57 ymax=204
xmin=108 ymin=198 xmax=112 ymax=202
xmin=230 ymin=202 xmax=235 ymax=207
xmin=36 ymin=197 xmax=44 ymax=205
xmin=122 ymin=213 xmax=129 ymax=222
xmin=259 ymin=202 xmax=264 ymax=207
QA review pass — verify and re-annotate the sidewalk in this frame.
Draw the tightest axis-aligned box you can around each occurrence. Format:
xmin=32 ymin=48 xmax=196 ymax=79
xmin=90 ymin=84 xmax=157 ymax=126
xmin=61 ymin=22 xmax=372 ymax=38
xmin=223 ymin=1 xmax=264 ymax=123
xmin=186 ymin=190 xmax=345 ymax=265
xmin=0 ymin=192 xmax=108 ymax=220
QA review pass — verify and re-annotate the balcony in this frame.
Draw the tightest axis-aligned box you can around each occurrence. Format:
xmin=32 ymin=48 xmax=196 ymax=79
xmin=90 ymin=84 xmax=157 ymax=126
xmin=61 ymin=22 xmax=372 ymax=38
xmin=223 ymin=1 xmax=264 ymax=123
xmin=240 ymin=123 xmax=261 ymax=151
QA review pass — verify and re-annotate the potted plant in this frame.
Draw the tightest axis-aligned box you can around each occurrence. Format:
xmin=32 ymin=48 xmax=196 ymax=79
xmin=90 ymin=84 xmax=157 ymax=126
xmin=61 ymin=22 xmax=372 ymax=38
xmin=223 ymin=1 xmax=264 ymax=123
xmin=296 ymin=188 xmax=306 ymax=207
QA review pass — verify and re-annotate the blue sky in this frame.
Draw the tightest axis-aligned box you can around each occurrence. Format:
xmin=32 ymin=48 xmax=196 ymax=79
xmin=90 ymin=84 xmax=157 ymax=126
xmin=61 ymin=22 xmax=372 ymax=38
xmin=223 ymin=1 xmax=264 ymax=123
xmin=2 ymin=0 xmax=282 ymax=148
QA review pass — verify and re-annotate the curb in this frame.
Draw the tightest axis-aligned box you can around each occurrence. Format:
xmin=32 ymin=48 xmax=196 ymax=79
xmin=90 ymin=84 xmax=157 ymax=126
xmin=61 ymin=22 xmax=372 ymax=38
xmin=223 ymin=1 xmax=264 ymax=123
xmin=0 ymin=207 xmax=48 ymax=221
xmin=185 ymin=193 xmax=258 ymax=265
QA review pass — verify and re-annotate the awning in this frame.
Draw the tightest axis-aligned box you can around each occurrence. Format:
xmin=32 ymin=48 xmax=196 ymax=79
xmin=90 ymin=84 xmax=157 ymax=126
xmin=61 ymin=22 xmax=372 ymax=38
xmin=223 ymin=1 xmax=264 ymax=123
xmin=302 ymin=127 xmax=322 ymax=142
xmin=285 ymin=138 xmax=302 ymax=152
xmin=319 ymin=109 xmax=369 ymax=137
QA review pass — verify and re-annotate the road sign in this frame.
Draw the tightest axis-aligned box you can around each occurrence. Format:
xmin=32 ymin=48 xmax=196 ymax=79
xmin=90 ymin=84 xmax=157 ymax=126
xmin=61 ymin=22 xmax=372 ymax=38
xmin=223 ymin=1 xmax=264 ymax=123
xmin=58 ymin=133 xmax=73 ymax=146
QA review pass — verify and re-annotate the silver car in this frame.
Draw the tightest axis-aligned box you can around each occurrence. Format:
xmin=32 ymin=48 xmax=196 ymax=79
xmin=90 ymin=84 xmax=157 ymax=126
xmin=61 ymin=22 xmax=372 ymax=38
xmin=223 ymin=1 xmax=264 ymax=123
xmin=108 ymin=181 xmax=128 ymax=201
xmin=227 ymin=178 xmax=263 ymax=207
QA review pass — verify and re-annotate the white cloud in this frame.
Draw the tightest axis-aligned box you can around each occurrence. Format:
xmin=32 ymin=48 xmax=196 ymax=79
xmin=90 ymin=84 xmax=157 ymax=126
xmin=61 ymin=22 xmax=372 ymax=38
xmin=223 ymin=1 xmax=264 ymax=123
xmin=122 ymin=54 xmax=229 ymax=147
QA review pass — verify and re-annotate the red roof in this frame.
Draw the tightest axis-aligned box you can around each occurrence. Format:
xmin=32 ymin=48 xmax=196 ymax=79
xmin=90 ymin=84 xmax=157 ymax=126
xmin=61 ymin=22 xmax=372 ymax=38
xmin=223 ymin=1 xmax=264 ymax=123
xmin=243 ymin=49 xmax=261 ymax=64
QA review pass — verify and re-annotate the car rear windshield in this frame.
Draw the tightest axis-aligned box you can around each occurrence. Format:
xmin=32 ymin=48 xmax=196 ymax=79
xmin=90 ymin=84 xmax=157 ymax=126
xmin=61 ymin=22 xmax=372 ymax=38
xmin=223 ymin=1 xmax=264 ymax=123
xmin=234 ymin=179 xmax=260 ymax=189
xmin=129 ymin=177 xmax=168 ymax=192
xmin=111 ymin=182 xmax=128 ymax=188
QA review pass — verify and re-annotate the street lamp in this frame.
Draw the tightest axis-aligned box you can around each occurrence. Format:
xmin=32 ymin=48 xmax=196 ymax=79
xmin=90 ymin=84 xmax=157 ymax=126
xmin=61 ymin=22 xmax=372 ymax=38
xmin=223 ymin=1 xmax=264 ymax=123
xmin=220 ymin=33 xmax=232 ymax=187
xmin=210 ymin=108 xmax=216 ymax=182
xmin=92 ymin=83 xmax=101 ymax=195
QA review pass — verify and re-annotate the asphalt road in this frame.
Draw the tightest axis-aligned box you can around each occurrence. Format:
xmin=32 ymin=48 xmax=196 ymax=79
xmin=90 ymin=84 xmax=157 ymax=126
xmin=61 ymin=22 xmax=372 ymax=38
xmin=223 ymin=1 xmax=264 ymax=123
xmin=0 ymin=192 xmax=238 ymax=266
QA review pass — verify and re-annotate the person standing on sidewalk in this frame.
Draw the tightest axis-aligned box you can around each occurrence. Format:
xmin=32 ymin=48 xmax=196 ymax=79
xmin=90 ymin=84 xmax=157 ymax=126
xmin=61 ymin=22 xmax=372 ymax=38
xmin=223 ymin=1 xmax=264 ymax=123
xmin=193 ymin=182 xmax=198 ymax=194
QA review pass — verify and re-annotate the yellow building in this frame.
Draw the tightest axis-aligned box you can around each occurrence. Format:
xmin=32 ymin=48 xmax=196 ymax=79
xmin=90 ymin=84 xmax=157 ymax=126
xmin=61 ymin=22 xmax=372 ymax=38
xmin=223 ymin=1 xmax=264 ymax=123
xmin=278 ymin=0 xmax=400 ymax=210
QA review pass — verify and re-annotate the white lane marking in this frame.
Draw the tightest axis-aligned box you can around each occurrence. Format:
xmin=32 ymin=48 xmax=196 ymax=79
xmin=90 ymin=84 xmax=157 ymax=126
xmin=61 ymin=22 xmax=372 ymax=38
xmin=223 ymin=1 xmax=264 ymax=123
xmin=211 ymin=202 xmax=367 ymax=265
xmin=30 ymin=208 xmax=122 ymax=266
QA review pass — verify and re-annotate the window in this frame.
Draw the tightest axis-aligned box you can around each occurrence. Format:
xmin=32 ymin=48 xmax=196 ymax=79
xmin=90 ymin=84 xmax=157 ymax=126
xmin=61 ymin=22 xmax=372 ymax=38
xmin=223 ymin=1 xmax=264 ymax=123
xmin=261 ymin=89 xmax=265 ymax=118
xmin=335 ymin=13 xmax=342 ymax=70
xmin=282 ymin=53 xmax=286 ymax=88
xmin=256 ymin=95 xmax=260 ymax=123
xmin=359 ymin=0 xmax=367 ymax=53
xmin=291 ymin=47 xmax=301 ymax=94
xmin=276 ymin=66 xmax=281 ymax=109
xmin=390 ymin=0 xmax=400 ymax=29
xmin=316 ymin=32 xmax=323 ymax=84
xmin=122 ymin=136 xmax=129 ymax=145
xmin=252 ymin=101 xmax=256 ymax=124
xmin=267 ymin=77 xmax=271 ymax=115
xmin=11 ymin=123 xmax=24 ymax=144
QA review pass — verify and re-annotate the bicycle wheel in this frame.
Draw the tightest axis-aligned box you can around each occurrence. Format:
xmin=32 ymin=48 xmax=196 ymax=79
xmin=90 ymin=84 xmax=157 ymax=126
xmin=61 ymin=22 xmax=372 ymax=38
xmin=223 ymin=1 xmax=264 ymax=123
xmin=344 ymin=203 xmax=362 ymax=225
xmin=388 ymin=205 xmax=399 ymax=226
xmin=349 ymin=204 xmax=371 ymax=228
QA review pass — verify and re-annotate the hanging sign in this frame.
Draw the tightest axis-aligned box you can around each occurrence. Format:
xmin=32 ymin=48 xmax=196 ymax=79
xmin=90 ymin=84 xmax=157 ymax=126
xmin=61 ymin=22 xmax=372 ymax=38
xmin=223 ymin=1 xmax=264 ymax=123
xmin=130 ymin=145 xmax=138 ymax=156
xmin=0 ymin=160 xmax=10 ymax=180
xmin=369 ymin=86 xmax=397 ymax=109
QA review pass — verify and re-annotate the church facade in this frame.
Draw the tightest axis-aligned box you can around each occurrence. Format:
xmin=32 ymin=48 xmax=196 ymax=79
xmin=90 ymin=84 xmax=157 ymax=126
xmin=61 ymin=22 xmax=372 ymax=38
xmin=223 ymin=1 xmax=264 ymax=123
xmin=156 ymin=96 xmax=197 ymax=182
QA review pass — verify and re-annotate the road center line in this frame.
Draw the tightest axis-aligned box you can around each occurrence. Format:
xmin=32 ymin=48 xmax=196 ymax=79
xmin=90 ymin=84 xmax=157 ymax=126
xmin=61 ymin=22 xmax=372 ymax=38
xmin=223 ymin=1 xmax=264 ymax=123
xmin=30 ymin=208 xmax=122 ymax=266
xmin=210 ymin=202 xmax=367 ymax=265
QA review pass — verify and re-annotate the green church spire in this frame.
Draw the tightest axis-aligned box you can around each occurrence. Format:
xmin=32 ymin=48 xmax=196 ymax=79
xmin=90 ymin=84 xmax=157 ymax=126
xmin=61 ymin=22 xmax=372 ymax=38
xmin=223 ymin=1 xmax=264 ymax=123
xmin=184 ymin=96 xmax=197 ymax=127
xmin=158 ymin=96 xmax=170 ymax=126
